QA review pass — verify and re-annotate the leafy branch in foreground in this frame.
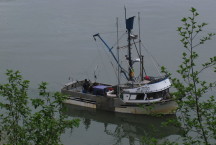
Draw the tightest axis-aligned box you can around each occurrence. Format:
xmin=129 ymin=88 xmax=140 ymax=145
xmin=160 ymin=7 xmax=216 ymax=145
xmin=0 ymin=70 xmax=80 ymax=145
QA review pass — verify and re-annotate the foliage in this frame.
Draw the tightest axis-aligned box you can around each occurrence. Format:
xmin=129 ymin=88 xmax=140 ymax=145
xmin=160 ymin=7 xmax=216 ymax=145
xmin=0 ymin=70 xmax=80 ymax=145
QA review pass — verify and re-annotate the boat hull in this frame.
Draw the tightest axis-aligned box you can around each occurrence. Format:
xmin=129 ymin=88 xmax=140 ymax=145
xmin=115 ymin=100 xmax=177 ymax=115
xmin=62 ymin=84 xmax=178 ymax=115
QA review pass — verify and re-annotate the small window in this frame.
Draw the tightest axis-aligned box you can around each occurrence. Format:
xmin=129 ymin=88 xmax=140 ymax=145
xmin=136 ymin=94 xmax=145 ymax=100
xmin=147 ymin=92 xmax=161 ymax=99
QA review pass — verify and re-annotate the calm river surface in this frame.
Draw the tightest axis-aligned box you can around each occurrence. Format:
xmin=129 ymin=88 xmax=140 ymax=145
xmin=0 ymin=0 xmax=215 ymax=144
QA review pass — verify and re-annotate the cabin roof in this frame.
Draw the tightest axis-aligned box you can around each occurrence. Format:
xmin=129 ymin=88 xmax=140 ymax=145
xmin=93 ymin=85 xmax=110 ymax=90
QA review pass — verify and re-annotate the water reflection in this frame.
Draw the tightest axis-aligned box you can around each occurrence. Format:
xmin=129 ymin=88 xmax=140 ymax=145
xmin=83 ymin=118 xmax=91 ymax=130
xmin=64 ymin=104 xmax=181 ymax=144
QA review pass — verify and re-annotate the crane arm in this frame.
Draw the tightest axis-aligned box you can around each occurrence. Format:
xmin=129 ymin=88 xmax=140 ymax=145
xmin=93 ymin=33 xmax=129 ymax=80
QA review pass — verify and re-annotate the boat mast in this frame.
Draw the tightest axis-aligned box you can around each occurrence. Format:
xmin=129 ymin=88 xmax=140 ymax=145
xmin=128 ymin=24 xmax=133 ymax=81
xmin=138 ymin=12 xmax=144 ymax=81
xmin=138 ymin=12 xmax=146 ymax=81
xmin=125 ymin=8 xmax=135 ymax=81
xmin=116 ymin=17 xmax=120 ymax=97
xmin=138 ymin=12 xmax=142 ymax=81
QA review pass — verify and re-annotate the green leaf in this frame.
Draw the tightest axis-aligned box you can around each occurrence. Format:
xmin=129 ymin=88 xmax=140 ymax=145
xmin=177 ymin=27 xmax=182 ymax=31
xmin=181 ymin=17 xmax=187 ymax=22
xmin=191 ymin=7 xmax=196 ymax=13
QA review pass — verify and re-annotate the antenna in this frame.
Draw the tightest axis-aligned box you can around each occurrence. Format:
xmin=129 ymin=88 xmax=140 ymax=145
xmin=124 ymin=6 xmax=127 ymax=24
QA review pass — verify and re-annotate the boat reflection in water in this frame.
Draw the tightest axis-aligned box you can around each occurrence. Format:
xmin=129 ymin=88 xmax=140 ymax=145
xmin=64 ymin=104 xmax=181 ymax=144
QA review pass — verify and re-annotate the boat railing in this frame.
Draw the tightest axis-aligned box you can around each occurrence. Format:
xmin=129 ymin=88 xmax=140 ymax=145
xmin=63 ymin=80 xmax=85 ymax=91
xmin=148 ymin=75 xmax=169 ymax=84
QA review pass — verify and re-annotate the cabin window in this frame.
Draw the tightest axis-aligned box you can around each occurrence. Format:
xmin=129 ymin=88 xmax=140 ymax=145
xmin=147 ymin=92 xmax=162 ymax=99
xmin=136 ymin=94 xmax=145 ymax=100
xmin=146 ymin=90 xmax=169 ymax=99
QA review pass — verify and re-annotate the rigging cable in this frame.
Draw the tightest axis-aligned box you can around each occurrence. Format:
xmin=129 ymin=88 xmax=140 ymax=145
xmin=94 ymin=32 xmax=130 ymax=81
xmin=99 ymin=30 xmax=125 ymax=35
xmin=111 ymin=32 xmax=127 ymax=50
xmin=132 ymin=38 xmax=144 ymax=81
xmin=133 ymin=38 xmax=140 ymax=57
xmin=94 ymin=40 xmax=111 ymax=80
xmin=133 ymin=38 xmax=147 ymax=79
xmin=94 ymin=37 xmax=119 ymax=80
xmin=141 ymin=42 xmax=162 ymax=76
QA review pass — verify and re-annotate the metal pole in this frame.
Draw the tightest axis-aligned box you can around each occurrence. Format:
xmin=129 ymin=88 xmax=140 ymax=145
xmin=116 ymin=17 xmax=120 ymax=97
xmin=128 ymin=29 xmax=133 ymax=81
xmin=138 ymin=12 xmax=143 ymax=81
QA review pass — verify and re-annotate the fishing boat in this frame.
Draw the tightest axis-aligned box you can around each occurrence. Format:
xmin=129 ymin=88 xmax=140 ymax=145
xmin=61 ymin=12 xmax=178 ymax=115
